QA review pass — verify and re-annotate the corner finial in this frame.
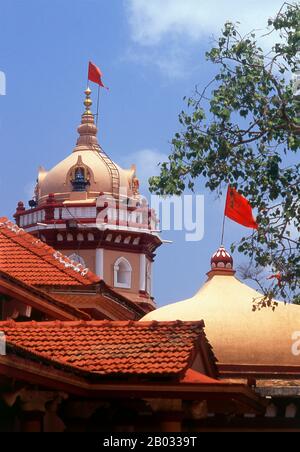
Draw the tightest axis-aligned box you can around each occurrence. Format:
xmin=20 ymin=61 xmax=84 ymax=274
xmin=83 ymin=87 xmax=93 ymax=115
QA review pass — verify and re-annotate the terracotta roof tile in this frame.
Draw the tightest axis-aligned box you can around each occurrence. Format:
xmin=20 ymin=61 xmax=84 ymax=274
xmin=52 ymin=292 xmax=143 ymax=319
xmin=0 ymin=218 xmax=99 ymax=287
xmin=0 ymin=270 xmax=90 ymax=320
xmin=0 ymin=320 xmax=205 ymax=377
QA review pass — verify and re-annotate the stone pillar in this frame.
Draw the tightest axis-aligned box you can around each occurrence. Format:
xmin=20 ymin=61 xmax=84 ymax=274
xmin=139 ymin=254 xmax=146 ymax=291
xmin=96 ymin=248 xmax=104 ymax=279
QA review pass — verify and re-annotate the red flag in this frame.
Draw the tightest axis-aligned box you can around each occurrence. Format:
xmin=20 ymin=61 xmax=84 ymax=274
xmin=88 ymin=61 xmax=108 ymax=89
xmin=225 ymin=186 xmax=258 ymax=229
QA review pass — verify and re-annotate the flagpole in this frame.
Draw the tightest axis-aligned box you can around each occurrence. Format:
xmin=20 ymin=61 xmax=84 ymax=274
xmin=96 ymin=84 xmax=100 ymax=127
xmin=221 ymin=214 xmax=226 ymax=246
xmin=221 ymin=185 xmax=229 ymax=246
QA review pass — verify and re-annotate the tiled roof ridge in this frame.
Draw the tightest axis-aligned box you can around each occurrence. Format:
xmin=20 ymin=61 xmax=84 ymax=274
xmin=0 ymin=319 xmax=205 ymax=329
xmin=0 ymin=217 xmax=99 ymax=285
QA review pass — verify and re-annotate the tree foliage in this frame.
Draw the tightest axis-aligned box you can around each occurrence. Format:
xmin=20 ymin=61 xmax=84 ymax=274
xmin=150 ymin=2 xmax=300 ymax=303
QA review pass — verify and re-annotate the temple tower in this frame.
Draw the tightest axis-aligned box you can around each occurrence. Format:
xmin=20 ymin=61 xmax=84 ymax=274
xmin=14 ymin=88 xmax=161 ymax=311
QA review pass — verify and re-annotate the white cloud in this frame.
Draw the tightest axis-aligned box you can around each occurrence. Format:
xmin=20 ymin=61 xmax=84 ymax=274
xmin=126 ymin=0 xmax=284 ymax=46
xmin=121 ymin=149 xmax=168 ymax=191
xmin=124 ymin=0 xmax=285 ymax=78
xmin=124 ymin=43 xmax=197 ymax=79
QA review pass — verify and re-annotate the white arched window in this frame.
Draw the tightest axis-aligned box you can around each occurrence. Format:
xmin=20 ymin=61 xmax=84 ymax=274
xmin=114 ymin=257 xmax=132 ymax=289
xmin=57 ymin=233 xmax=64 ymax=242
xmin=77 ymin=233 xmax=84 ymax=242
xmin=87 ymin=233 xmax=94 ymax=241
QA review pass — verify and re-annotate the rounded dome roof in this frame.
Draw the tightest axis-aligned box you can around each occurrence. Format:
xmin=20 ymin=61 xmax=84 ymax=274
xmin=36 ymin=88 xmax=136 ymax=205
xmin=141 ymin=248 xmax=300 ymax=368
xmin=39 ymin=150 xmax=133 ymax=202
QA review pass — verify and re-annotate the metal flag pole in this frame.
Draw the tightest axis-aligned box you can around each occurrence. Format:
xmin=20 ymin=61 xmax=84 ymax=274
xmin=96 ymin=83 xmax=100 ymax=127
xmin=221 ymin=214 xmax=226 ymax=246
xmin=221 ymin=185 xmax=230 ymax=245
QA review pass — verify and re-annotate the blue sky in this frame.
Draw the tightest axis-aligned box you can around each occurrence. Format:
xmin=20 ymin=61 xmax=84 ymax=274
xmin=0 ymin=0 xmax=285 ymax=306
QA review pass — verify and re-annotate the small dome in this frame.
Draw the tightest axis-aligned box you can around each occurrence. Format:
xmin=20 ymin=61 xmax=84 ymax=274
xmin=141 ymin=250 xmax=300 ymax=369
xmin=211 ymin=246 xmax=233 ymax=270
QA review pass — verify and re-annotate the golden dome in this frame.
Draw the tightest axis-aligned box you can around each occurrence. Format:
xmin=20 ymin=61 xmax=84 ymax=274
xmin=38 ymin=152 xmax=134 ymax=204
xmin=36 ymin=88 xmax=137 ymax=205
xmin=141 ymin=247 xmax=300 ymax=368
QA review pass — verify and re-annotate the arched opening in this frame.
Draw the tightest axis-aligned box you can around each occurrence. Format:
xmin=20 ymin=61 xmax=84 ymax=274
xmin=71 ymin=167 xmax=90 ymax=192
xmin=114 ymin=257 xmax=132 ymax=289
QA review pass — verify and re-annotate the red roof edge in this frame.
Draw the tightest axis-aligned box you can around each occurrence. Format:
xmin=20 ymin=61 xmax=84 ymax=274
xmin=181 ymin=368 xmax=221 ymax=384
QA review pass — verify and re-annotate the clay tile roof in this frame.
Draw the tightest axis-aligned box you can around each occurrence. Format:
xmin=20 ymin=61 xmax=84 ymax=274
xmin=52 ymin=292 xmax=145 ymax=319
xmin=0 ymin=218 xmax=100 ymax=287
xmin=0 ymin=320 xmax=206 ymax=377
xmin=0 ymin=270 xmax=91 ymax=321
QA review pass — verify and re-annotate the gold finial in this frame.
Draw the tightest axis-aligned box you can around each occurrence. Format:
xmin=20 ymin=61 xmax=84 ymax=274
xmin=83 ymin=87 xmax=93 ymax=115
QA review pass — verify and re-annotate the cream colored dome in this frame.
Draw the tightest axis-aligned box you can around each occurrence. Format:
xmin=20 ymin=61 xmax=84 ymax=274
xmin=39 ymin=151 xmax=133 ymax=203
xmin=142 ymin=248 xmax=300 ymax=368
xmin=36 ymin=87 xmax=136 ymax=205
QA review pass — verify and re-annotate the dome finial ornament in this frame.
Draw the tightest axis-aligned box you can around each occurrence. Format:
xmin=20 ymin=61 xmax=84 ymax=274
xmin=83 ymin=86 xmax=93 ymax=115
xmin=73 ymin=87 xmax=99 ymax=149
xmin=211 ymin=245 xmax=233 ymax=270
xmin=207 ymin=245 xmax=235 ymax=278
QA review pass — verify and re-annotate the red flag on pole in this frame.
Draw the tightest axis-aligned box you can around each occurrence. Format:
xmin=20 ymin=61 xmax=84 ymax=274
xmin=225 ymin=186 xmax=258 ymax=229
xmin=88 ymin=61 xmax=108 ymax=89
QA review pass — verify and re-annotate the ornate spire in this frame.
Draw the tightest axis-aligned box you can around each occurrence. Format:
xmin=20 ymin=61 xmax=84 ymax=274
xmin=74 ymin=87 xmax=99 ymax=151
xmin=83 ymin=87 xmax=93 ymax=115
